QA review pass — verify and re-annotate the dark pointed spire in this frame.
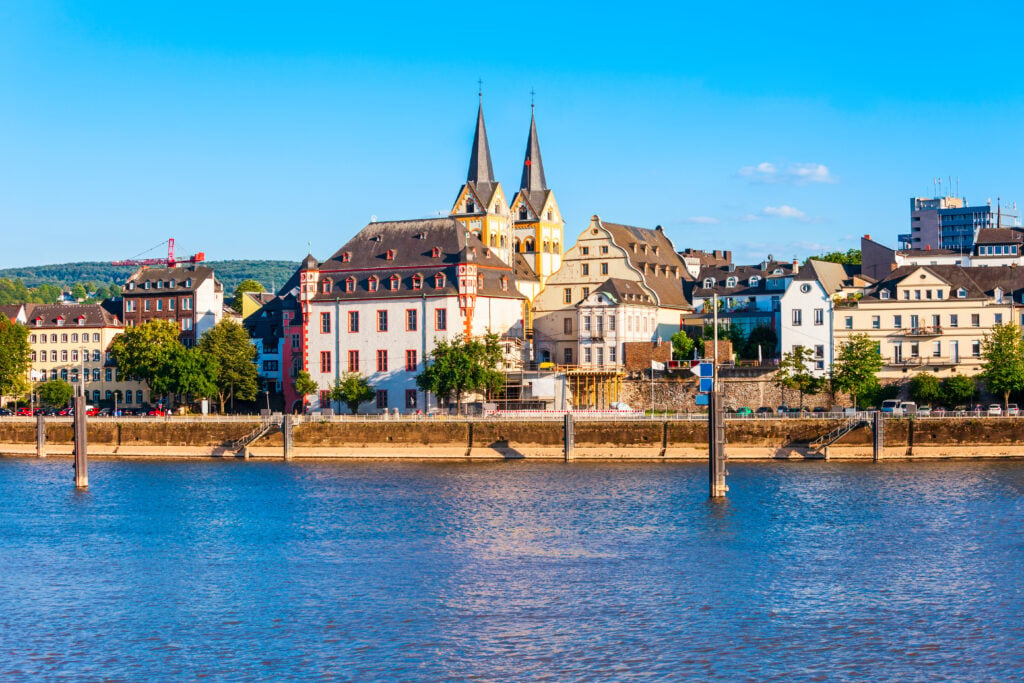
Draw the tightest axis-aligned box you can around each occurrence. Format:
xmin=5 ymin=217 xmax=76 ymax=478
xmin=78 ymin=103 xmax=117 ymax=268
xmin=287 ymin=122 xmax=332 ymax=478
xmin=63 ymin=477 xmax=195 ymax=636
xmin=466 ymin=103 xmax=495 ymax=184
xmin=520 ymin=110 xmax=547 ymax=192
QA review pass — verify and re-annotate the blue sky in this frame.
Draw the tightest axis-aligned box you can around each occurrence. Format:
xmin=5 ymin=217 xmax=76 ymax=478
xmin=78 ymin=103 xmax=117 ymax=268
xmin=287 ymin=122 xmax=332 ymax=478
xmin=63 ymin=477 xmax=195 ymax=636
xmin=3 ymin=1 xmax=1024 ymax=269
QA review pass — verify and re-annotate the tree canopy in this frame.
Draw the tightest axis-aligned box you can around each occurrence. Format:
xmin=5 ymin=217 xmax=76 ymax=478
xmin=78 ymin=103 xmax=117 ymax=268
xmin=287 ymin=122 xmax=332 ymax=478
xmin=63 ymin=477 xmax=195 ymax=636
xmin=940 ymin=375 xmax=976 ymax=407
xmin=980 ymin=323 xmax=1024 ymax=408
xmin=0 ymin=316 xmax=31 ymax=403
xmin=37 ymin=379 xmax=74 ymax=408
xmin=908 ymin=372 xmax=941 ymax=405
xmin=108 ymin=320 xmax=183 ymax=392
xmin=293 ymin=371 xmax=318 ymax=411
xmin=328 ymin=373 xmax=375 ymax=414
xmin=775 ymin=346 xmax=821 ymax=408
xmin=154 ymin=345 xmax=219 ymax=402
xmin=230 ymin=279 xmax=266 ymax=313
xmin=812 ymin=249 xmax=861 ymax=265
xmin=832 ymin=333 xmax=883 ymax=408
xmin=671 ymin=330 xmax=695 ymax=360
xmin=416 ymin=333 xmax=504 ymax=414
xmin=198 ymin=319 xmax=258 ymax=413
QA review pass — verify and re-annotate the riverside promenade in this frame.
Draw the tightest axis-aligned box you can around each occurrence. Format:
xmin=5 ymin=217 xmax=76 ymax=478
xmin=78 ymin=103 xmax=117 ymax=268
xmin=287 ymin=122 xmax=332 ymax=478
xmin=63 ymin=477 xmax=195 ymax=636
xmin=2 ymin=413 xmax=1024 ymax=459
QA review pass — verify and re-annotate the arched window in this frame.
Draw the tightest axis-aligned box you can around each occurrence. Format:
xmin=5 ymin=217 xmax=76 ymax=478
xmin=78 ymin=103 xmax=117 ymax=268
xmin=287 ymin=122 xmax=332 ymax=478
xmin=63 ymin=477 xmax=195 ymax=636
xmin=412 ymin=274 xmax=423 ymax=290
xmin=465 ymin=199 xmax=475 ymax=213
xmin=725 ymin=276 xmax=738 ymax=287
xmin=390 ymin=274 xmax=400 ymax=291
xmin=524 ymin=238 xmax=535 ymax=252
xmin=703 ymin=278 xmax=715 ymax=289
xmin=514 ymin=238 xmax=522 ymax=252
xmin=345 ymin=277 xmax=355 ymax=293
xmin=489 ymin=234 xmax=497 ymax=247
xmin=542 ymin=240 xmax=549 ymax=253
xmin=553 ymin=241 xmax=560 ymax=253
xmin=434 ymin=273 xmax=446 ymax=288
xmin=749 ymin=276 xmax=761 ymax=287
xmin=519 ymin=205 xmax=528 ymax=220
xmin=368 ymin=276 xmax=379 ymax=292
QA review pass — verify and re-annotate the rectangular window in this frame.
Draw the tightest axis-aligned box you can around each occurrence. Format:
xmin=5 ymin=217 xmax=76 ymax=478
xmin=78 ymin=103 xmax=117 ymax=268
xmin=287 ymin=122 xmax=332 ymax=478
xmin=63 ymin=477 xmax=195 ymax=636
xmin=894 ymin=315 xmax=902 ymax=329
xmin=406 ymin=349 xmax=417 ymax=372
xmin=348 ymin=350 xmax=359 ymax=372
xmin=601 ymin=245 xmax=609 ymax=254
xmin=871 ymin=316 xmax=880 ymax=329
xmin=581 ymin=247 xmax=589 ymax=255
xmin=584 ymin=316 xmax=592 ymax=332
xmin=915 ymin=290 xmax=921 ymax=300
xmin=405 ymin=389 xmax=418 ymax=409
xmin=581 ymin=264 xmax=589 ymax=276
xmin=995 ymin=313 xmax=1004 ymax=324
xmin=792 ymin=309 xmax=802 ymax=326
xmin=563 ymin=288 xmax=572 ymax=304
xmin=609 ymin=316 xmax=616 ymax=332
xmin=933 ymin=341 xmax=942 ymax=357
xmin=937 ymin=290 xmax=944 ymax=300
xmin=564 ymin=318 xmax=572 ymax=334
xmin=319 ymin=351 xmax=331 ymax=374
xmin=584 ymin=347 xmax=592 ymax=363
xmin=582 ymin=287 xmax=590 ymax=299
xmin=376 ymin=349 xmax=388 ymax=372
xmin=814 ymin=345 xmax=824 ymax=358
xmin=156 ymin=299 xmax=163 ymax=311
xmin=563 ymin=348 xmax=573 ymax=364
xmin=376 ymin=390 xmax=388 ymax=409
xmin=61 ymin=350 xmax=68 ymax=362
xmin=609 ymin=346 xmax=617 ymax=363
xmin=972 ymin=341 xmax=981 ymax=357
xmin=105 ymin=369 xmax=112 ymax=381
xmin=144 ymin=300 xmax=151 ymax=311
xmin=910 ymin=342 xmax=919 ymax=357
xmin=932 ymin=315 xmax=940 ymax=327
xmin=845 ymin=316 xmax=853 ymax=330
xmin=972 ymin=314 xmax=980 ymax=327
xmin=377 ymin=310 xmax=388 ymax=332
xmin=319 ymin=390 xmax=330 ymax=408
xmin=182 ymin=318 xmax=193 ymax=331
xmin=926 ymin=290 xmax=933 ymax=300
xmin=597 ymin=316 xmax=604 ymax=334
xmin=169 ymin=299 xmax=175 ymax=311
xmin=435 ymin=308 xmax=447 ymax=331
xmin=601 ymin=263 xmax=609 ymax=275
xmin=320 ymin=312 xmax=331 ymax=333
xmin=348 ymin=311 xmax=359 ymax=332
xmin=950 ymin=314 xmax=958 ymax=328
xmin=183 ymin=298 xmax=191 ymax=310
xmin=72 ymin=350 xmax=79 ymax=362
xmin=903 ymin=290 xmax=910 ymax=300
xmin=406 ymin=309 xmax=417 ymax=331
xmin=813 ymin=308 xmax=823 ymax=326
xmin=596 ymin=347 xmax=604 ymax=365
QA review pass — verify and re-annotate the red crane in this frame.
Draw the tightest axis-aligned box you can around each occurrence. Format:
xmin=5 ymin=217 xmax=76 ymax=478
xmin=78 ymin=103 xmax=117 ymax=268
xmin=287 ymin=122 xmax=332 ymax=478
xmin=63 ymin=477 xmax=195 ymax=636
xmin=112 ymin=238 xmax=205 ymax=267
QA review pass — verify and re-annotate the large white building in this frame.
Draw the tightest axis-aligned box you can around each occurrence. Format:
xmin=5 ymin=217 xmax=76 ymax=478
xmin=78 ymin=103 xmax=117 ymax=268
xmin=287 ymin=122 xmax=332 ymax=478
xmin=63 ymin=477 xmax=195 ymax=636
xmin=299 ymin=217 xmax=525 ymax=414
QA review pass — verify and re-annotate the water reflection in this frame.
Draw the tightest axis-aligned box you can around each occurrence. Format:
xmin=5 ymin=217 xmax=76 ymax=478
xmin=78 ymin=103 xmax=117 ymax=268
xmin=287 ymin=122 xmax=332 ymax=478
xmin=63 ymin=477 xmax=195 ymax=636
xmin=0 ymin=458 xmax=1022 ymax=679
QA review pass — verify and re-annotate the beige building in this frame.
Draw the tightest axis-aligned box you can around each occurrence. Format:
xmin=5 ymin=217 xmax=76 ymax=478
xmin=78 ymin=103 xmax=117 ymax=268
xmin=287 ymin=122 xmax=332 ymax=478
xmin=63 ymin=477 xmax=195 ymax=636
xmin=532 ymin=215 xmax=692 ymax=366
xmin=833 ymin=265 xmax=1024 ymax=381
xmin=26 ymin=303 xmax=149 ymax=408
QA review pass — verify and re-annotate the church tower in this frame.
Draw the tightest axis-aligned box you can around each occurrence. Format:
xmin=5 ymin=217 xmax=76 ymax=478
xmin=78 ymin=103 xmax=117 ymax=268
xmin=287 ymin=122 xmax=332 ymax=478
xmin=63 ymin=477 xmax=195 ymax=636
xmin=509 ymin=107 xmax=564 ymax=285
xmin=451 ymin=99 xmax=513 ymax=265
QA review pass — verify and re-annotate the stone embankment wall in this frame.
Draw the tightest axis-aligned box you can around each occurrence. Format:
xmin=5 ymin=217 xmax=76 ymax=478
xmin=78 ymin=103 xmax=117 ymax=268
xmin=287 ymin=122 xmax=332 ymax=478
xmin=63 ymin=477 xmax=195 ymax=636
xmin=619 ymin=375 xmax=844 ymax=412
xmin=1 ymin=417 xmax=1022 ymax=459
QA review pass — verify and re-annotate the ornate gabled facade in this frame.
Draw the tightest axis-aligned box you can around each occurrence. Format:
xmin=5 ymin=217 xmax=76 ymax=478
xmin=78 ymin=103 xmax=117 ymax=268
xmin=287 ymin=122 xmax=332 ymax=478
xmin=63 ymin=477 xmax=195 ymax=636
xmin=450 ymin=102 xmax=514 ymax=268
xmin=509 ymin=110 xmax=565 ymax=288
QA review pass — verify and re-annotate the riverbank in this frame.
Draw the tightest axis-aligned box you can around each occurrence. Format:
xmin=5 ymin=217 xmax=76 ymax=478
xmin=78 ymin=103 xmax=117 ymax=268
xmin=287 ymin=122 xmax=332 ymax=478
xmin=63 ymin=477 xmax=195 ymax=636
xmin=2 ymin=416 xmax=1023 ymax=459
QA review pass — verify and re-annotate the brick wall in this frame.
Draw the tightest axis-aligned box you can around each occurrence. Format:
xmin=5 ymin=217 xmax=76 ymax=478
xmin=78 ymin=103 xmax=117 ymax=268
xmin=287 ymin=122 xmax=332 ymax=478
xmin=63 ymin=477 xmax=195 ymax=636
xmin=623 ymin=341 xmax=672 ymax=373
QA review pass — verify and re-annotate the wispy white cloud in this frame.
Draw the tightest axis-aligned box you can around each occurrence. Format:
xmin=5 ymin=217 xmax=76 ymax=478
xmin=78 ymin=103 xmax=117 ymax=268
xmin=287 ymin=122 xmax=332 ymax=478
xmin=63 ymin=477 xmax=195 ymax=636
xmin=762 ymin=205 xmax=807 ymax=220
xmin=682 ymin=216 xmax=720 ymax=225
xmin=738 ymin=162 xmax=836 ymax=185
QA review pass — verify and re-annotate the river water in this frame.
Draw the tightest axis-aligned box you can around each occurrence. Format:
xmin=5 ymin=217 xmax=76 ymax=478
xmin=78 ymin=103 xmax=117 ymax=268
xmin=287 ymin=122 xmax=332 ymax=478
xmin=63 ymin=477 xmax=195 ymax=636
xmin=1 ymin=458 xmax=1022 ymax=680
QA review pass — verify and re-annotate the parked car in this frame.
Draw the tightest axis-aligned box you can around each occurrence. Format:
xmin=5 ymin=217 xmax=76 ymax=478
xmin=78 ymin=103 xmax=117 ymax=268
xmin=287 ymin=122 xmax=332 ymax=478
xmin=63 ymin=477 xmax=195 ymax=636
xmin=987 ymin=404 xmax=1002 ymax=416
xmin=931 ymin=406 xmax=947 ymax=417
xmin=609 ymin=402 xmax=634 ymax=412
xmin=734 ymin=407 xmax=753 ymax=416
xmin=147 ymin=408 xmax=166 ymax=417
xmin=881 ymin=399 xmax=902 ymax=415
xmin=0 ymin=408 xmax=11 ymax=417
xmin=756 ymin=406 xmax=774 ymax=414
xmin=97 ymin=408 xmax=112 ymax=417
xmin=812 ymin=407 xmax=826 ymax=413
xmin=1008 ymin=404 xmax=1020 ymax=416
xmin=916 ymin=405 xmax=931 ymax=417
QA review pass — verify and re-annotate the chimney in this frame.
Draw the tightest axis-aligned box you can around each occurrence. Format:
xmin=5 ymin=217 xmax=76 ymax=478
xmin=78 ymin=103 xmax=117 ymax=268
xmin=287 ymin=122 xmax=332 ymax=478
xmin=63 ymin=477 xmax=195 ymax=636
xmin=864 ymin=234 xmax=871 ymax=241
xmin=925 ymin=244 xmax=931 ymax=251
xmin=792 ymin=259 xmax=800 ymax=274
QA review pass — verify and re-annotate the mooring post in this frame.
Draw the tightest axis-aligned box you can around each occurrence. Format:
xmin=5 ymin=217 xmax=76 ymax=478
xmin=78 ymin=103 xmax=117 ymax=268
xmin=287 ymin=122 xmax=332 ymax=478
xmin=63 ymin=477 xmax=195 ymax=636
xmin=563 ymin=412 xmax=575 ymax=461
xmin=282 ymin=415 xmax=293 ymax=461
xmin=36 ymin=414 xmax=46 ymax=458
xmin=73 ymin=395 xmax=88 ymax=489
xmin=708 ymin=390 xmax=727 ymax=498
xmin=873 ymin=410 xmax=884 ymax=462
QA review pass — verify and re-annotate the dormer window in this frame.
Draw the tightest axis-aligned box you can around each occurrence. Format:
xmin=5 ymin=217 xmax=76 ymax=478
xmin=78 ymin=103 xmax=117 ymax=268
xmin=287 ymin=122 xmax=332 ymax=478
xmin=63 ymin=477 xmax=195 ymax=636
xmin=341 ymin=252 xmax=352 ymax=263
xmin=432 ymin=247 xmax=441 ymax=258
xmin=957 ymin=287 xmax=968 ymax=298
xmin=412 ymin=274 xmax=423 ymax=290
xmin=156 ymin=281 xmax=163 ymax=289
xmin=477 ymin=274 xmax=485 ymax=289
xmin=169 ymin=279 xmax=176 ymax=288
xmin=345 ymin=277 xmax=355 ymax=293
xmin=465 ymin=199 xmax=475 ymax=213
xmin=389 ymin=274 xmax=400 ymax=291
xmin=34 ymin=318 xmax=42 ymax=327
xmin=519 ymin=205 xmax=528 ymax=220
xmin=725 ymin=276 xmax=738 ymax=287
xmin=547 ymin=210 xmax=553 ymax=221
xmin=127 ymin=282 xmax=135 ymax=290
xmin=56 ymin=317 xmax=64 ymax=327
xmin=321 ymin=279 xmax=332 ymax=294
xmin=385 ymin=249 xmax=396 ymax=260
xmin=144 ymin=282 xmax=151 ymax=290
xmin=500 ymin=275 xmax=508 ymax=291
xmin=703 ymin=278 xmax=715 ymax=289
xmin=77 ymin=316 xmax=85 ymax=326
xmin=773 ymin=268 xmax=783 ymax=275
xmin=368 ymin=276 xmax=379 ymax=292
xmin=185 ymin=279 xmax=192 ymax=288
xmin=995 ymin=287 xmax=1004 ymax=303
xmin=434 ymin=273 xmax=446 ymax=289
xmin=880 ymin=290 xmax=891 ymax=300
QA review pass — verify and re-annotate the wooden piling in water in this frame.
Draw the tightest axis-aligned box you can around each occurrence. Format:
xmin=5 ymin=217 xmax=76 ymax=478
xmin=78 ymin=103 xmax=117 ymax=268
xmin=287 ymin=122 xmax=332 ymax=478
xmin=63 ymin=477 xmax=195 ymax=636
xmin=36 ymin=414 xmax=46 ymax=458
xmin=73 ymin=395 xmax=88 ymax=489
xmin=708 ymin=391 xmax=727 ymax=498
xmin=563 ymin=413 xmax=575 ymax=461
xmin=873 ymin=411 xmax=884 ymax=462
xmin=282 ymin=415 xmax=293 ymax=461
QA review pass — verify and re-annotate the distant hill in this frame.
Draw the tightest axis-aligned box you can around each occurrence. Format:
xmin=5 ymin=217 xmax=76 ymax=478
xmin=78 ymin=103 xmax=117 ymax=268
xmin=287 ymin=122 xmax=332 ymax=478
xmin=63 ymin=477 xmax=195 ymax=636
xmin=0 ymin=260 xmax=299 ymax=295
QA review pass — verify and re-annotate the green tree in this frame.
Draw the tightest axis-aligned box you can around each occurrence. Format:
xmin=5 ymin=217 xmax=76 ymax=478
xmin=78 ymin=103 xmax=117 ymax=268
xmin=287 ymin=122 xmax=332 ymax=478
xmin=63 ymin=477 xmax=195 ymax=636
xmin=775 ymin=346 xmax=822 ymax=409
xmin=744 ymin=324 xmax=778 ymax=361
xmin=328 ymin=373 xmax=376 ymax=415
xmin=231 ymin=279 xmax=266 ymax=313
xmin=813 ymin=249 xmax=861 ymax=265
xmin=940 ymin=375 xmax=976 ymax=407
xmin=832 ymin=333 xmax=884 ymax=408
xmin=198 ymin=319 xmax=258 ymax=413
xmin=416 ymin=333 xmax=505 ymax=415
xmin=908 ymin=372 xmax=941 ymax=405
xmin=70 ymin=283 xmax=87 ymax=301
xmin=108 ymin=320 xmax=183 ymax=394
xmin=980 ymin=323 xmax=1024 ymax=409
xmin=154 ymin=345 xmax=219 ymax=403
xmin=671 ymin=330 xmax=695 ymax=360
xmin=0 ymin=316 xmax=31 ymax=406
xmin=37 ymin=379 xmax=74 ymax=408
xmin=293 ymin=370 xmax=318 ymax=412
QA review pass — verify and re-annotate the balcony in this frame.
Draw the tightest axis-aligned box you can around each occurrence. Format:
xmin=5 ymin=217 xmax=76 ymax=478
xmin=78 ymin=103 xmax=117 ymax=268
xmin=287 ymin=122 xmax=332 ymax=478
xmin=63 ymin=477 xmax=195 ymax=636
xmin=899 ymin=326 xmax=943 ymax=337
xmin=887 ymin=356 xmax=924 ymax=367
xmin=886 ymin=356 xmax=961 ymax=368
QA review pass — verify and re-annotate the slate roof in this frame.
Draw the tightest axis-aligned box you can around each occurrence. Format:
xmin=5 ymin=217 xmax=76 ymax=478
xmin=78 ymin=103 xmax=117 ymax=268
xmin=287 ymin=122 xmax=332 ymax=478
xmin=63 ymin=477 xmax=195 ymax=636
xmin=601 ymin=220 xmax=692 ymax=309
xmin=584 ymin=278 xmax=657 ymax=307
xmin=24 ymin=303 xmax=122 ymax=328
xmin=864 ymin=265 xmax=1024 ymax=301
xmin=686 ymin=261 xmax=796 ymax=300
xmin=519 ymin=112 xmax=547 ymax=194
xmin=513 ymin=252 xmax=540 ymax=283
xmin=0 ymin=304 xmax=25 ymax=323
xmin=795 ymin=259 xmax=861 ymax=293
xmin=973 ymin=228 xmax=1024 ymax=245
xmin=312 ymin=217 xmax=524 ymax=302
xmin=123 ymin=265 xmax=219 ymax=293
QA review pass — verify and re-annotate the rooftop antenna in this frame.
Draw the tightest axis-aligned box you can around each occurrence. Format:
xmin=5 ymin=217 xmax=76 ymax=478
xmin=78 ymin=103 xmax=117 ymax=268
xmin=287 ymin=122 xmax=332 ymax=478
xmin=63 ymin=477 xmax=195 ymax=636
xmin=530 ymin=87 xmax=535 ymax=111
xmin=478 ymin=78 xmax=483 ymax=101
